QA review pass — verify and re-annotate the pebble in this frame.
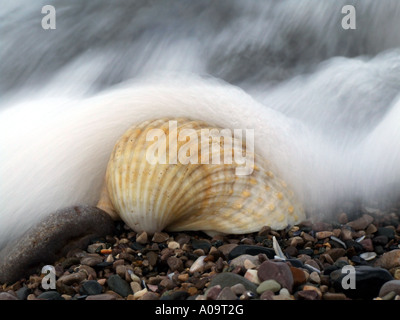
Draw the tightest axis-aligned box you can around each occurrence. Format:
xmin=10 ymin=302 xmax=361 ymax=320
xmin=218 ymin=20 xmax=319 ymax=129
xmin=297 ymin=289 xmax=320 ymax=300
xmin=37 ymin=291 xmax=64 ymax=300
xmin=309 ymin=271 xmax=321 ymax=284
xmin=217 ymin=243 xmax=238 ymax=258
xmin=259 ymin=290 xmax=274 ymax=300
xmin=86 ymin=293 xmax=117 ymax=300
xmin=16 ymin=286 xmax=29 ymax=300
xmin=130 ymin=281 xmax=142 ymax=293
xmin=136 ymin=231 xmax=148 ymax=244
xmin=229 ymin=254 xmax=260 ymax=269
xmin=133 ymin=288 xmax=148 ymax=299
xmin=80 ymin=280 xmax=103 ymax=295
xmin=152 ymin=232 xmax=169 ymax=243
xmin=231 ymin=283 xmax=246 ymax=296
xmin=208 ymin=272 xmax=258 ymax=294
xmin=244 ymin=269 xmax=261 ymax=284
xmin=379 ymin=280 xmax=400 ymax=297
xmin=346 ymin=214 xmax=374 ymax=230
xmin=360 ymin=252 xmax=377 ymax=261
xmin=81 ymin=256 xmax=103 ymax=267
xmin=57 ymin=271 xmax=87 ymax=285
xmin=167 ymin=256 xmax=184 ymax=272
xmin=375 ymin=249 xmax=400 ymax=270
xmin=228 ymin=245 xmax=275 ymax=260
xmin=257 ymin=280 xmax=281 ymax=294
xmin=258 ymin=260 xmax=294 ymax=292
xmin=316 ymin=231 xmax=333 ymax=239
xmin=206 ymin=285 xmax=222 ymax=300
xmin=290 ymin=267 xmax=307 ymax=286
xmin=0 ymin=292 xmax=18 ymax=300
xmin=323 ymin=292 xmax=347 ymax=300
xmin=168 ymin=241 xmax=180 ymax=250
xmin=107 ymin=275 xmax=132 ymax=298
xmin=216 ymin=287 xmax=237 ymax=300
xmin=331 ymin=265 xmax=394 ymax=299
xmin=189 ymin=255 xmax=206 ymax=273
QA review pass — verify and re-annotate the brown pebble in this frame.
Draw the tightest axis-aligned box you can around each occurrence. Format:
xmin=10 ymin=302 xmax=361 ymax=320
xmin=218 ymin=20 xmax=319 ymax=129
xmin=146 ymin=251 xmax=159 ymax=267
xmin=316 ymin=231 xmax=333 ymax=240
xmin=338 ymin=212 xmax=348 ymax=224
xmin=323 ymin=292 xmax=347 ymax=300
xmin=258 ymin=226 xmax=271 ymax=236
xmin=217 ymin=243 xmax=238 ymax=259
xmin=178 ymin=273 xmax=189 ymax=282
xmin=187 ymin=287 xmax=198 ymax=296
xmin=136 ymin=231 xmax=148 ymax=244
xmin=140 ymin=292 xmax=159 ymax=300
xmin=167 ymin=256 xmax=184 ymax=272
xmin=152 ymin=232 xmax=169 ymax=243
xmin=206 ymin=285 xmax=222 ymax=300
xmin=346 ymin=214 xmax=374 ymax=230
xmin=86 ymin=293 xmax=117 ymax=300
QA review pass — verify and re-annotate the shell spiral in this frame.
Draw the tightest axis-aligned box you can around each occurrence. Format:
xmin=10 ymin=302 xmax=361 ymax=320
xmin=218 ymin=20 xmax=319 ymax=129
xmin=98 ymin=118 xmax=305 ymax=235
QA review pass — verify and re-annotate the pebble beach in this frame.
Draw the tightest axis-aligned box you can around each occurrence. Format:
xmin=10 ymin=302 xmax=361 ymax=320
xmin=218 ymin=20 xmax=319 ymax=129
xmin=1 ymin=203 xmax=399 ymax=301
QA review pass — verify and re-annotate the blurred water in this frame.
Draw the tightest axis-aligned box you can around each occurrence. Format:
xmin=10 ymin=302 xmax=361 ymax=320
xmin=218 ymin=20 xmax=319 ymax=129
xmin=1 ymin=0 xmax=400 ymax=247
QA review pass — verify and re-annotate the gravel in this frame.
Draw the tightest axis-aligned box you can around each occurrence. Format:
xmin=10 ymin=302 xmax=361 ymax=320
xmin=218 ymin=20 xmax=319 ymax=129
xmin=1 ymin=202 xmax=400 ymax=300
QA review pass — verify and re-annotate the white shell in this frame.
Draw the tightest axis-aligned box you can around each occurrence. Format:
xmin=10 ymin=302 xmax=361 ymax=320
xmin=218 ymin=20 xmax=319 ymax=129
xmin=98 ymin=118 xmax=305 ymax=234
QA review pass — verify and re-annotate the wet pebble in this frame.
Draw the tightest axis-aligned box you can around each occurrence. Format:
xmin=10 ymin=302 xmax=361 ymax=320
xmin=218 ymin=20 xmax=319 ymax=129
xmin=107 ymin=275 xmax=132 ymax=298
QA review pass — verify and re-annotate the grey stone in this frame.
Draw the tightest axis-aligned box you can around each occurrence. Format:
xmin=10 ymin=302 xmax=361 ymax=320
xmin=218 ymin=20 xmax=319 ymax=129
xmin=107 ymin=274 xmax=132 ymax=298
xmin=379 ymin=280 xmax=400 ymax=297
xmin=208 ymin=272 xmax=258 ymax=294
xmin=37 ymin=291 xmax=64 ymax=300
xmin=80 ymin=280 xmax=103 ymax=295
xmin=0 ymin=292 xmax=18 ymax=300
xmin=0 ymin=206 xmax=114 ymax=284
xmin=216 ymin=287 xmax=237 ymax=300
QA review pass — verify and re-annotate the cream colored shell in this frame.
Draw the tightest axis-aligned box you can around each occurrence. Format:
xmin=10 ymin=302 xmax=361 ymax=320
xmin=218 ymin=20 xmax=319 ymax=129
xmin=97 ymin=118 xmax=305 ymax=235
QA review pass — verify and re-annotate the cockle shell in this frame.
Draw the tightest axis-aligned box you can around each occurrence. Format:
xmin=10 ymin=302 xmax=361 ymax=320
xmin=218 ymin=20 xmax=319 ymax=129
xmin=97 ymin=118 xmax=305 ymax=235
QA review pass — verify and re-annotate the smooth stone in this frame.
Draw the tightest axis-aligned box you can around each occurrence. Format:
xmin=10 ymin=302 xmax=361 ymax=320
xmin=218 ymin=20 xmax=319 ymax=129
xmin=191 ymin=239 xmax=212 ymax=252
xmin=208 ymin=272 xmax=258 ymax=294
xmin=81 ymin=256 xmax=103 ymax=267
xmin=167 ymin=256 xmax=184 ymax=272
xmin=218 ymin=244 xmax=238 ymax=258
xmin=258 ymin=260 xmax=293 ymax=292
xmin=37 ymin=291 xmax=65 ymax=300
xmin=0 ymin=292 xmax=18 ymax=300
xmin=136 ymin=231 xmax=148 ymax=244
xmin=297 ymin=290 xmax=320 ymax=300
xmin=231 ymin=283 xmax=246 ymax=296
xmin=360 ymin=238 xmax=374 ymax=252
xmin=379 ymin=280 xmax=400 ymax=297
xmin=260 ymin=290 xmax=274 ymax=300
xmin=373 ymin=235 xmax=389 ymax=246
xmin=107 ymin=275 xmax=132 ymax=298
xmin=216 ymin=287 xmax=237 ymax=300
xmin=376 ymin=227 xmax=395 ymax=240
xmin=375 ymin=250 xmax=400 ymax=270
xmin=228 ymin=245 xmax=275 ymax=260
xmin=80 ymin=280 xmax=103 ymax=295
xmin=230 ymin=254 xmax=260 ymax=269
xmin=257 ymin=280 xmax=281 ymax=294
xmin=86 ymin=293 xmax=117 ymax=300
xmin=16 ymin=286 xmax=29 ymax=300
xmin=189 ymin=255 xmax=206 ymax=273
xmin=152 ymin=232 xmax=169 ymax=243
xmin=205 ymin=285 xmax=222 ymax=300
xmin=0 ymin=206 xmax=114 ymax=284
xmin=323 ymin=292 xmax=347 ymax=300
xmin=160 ymin=290 xmax=189 ymax=300
xmin=57 ymin=271 xmax=87 ymax=285
xmin=346 ymin=214 xmax=374 ymax=230
xmin=331 ymin=265 xmax=393 ymax=299
xmin=244 ymin=269 xmax=261 ymax=284
xmin=327 ymin=248 xmax=346 ymax=261
xmin=290 ymin=267 xmax=307 ymax=286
